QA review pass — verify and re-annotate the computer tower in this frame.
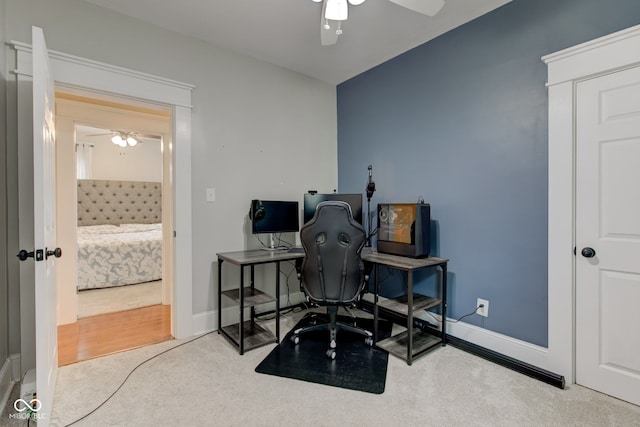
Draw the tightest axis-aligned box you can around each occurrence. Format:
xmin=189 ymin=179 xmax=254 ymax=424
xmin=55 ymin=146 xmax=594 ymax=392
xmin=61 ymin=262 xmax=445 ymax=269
xmin=377 ymin=203 xmax=430 ymax=258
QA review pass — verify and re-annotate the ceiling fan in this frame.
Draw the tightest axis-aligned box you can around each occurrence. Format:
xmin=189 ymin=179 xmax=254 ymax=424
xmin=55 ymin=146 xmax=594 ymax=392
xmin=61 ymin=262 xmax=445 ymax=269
xmin=313 ymin=0 xmax=446 ymax=46
xmin=86 ymin=129 xmax=160 ymax=147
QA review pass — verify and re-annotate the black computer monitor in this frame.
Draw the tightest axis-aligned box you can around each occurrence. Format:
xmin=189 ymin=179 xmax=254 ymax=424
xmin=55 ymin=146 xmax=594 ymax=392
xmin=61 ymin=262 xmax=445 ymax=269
xmin=250 ymin=200 xmax=299 ymax=234
xmin=250 ymin=200 xmax=299 ymax=250
xmin=303 ymin=193 xmax=363 ymax=225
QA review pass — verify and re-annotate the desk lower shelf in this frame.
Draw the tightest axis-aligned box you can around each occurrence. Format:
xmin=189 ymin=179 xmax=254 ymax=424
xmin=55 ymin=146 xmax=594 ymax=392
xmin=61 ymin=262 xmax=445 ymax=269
xmin=220 ymin=320 xmax=276 ymax=352
xmin=376 ymin=329 xmax=443 ymax=360
xmin=221 ymin=287 xmax=275 ymax=306
xmin=377 ymin=293 xmax=441 ymax=316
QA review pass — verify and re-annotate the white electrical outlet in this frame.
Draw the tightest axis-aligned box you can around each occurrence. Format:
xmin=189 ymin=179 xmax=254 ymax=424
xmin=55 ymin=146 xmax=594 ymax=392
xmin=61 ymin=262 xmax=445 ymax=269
xmin=477 ymin=298 xmax=489 ymax=317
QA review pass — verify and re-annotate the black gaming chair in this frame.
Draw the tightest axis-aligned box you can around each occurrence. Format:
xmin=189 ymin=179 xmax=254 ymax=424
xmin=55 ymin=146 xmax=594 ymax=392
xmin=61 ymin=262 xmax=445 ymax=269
xmin=291 ymin=201 xmax=373 ymax=359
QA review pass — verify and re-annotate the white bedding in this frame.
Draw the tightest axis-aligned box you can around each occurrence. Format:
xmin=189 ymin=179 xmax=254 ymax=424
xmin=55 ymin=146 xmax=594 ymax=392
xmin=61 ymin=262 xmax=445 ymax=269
xmin=77 ymin=223 xmax=162 ymax=290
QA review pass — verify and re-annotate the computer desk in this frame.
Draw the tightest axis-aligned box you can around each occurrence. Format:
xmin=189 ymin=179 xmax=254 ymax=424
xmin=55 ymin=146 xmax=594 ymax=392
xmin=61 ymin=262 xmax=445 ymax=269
xmin=216 ymin=247 xmax=448 ymax=364
xmin=361 ymin=249 xmax=449 ymax=365
xmin=216 ymin=249 xmax=304 ymax=354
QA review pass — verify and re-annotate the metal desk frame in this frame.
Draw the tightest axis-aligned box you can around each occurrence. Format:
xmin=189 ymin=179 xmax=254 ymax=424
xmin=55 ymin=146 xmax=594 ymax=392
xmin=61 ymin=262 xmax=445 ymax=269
xmin=217 ymin=249 xmax=304 ymax=354
xmin=362 ymin=251 xmax=449 ymax=365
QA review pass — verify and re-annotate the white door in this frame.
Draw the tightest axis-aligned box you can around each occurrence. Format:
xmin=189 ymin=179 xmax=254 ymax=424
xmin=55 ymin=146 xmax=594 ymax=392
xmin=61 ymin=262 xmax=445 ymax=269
xmin=575 ymin=65 xmax=640 ymax=406
xmin=33 ymin=26 xmax=59 ymax=424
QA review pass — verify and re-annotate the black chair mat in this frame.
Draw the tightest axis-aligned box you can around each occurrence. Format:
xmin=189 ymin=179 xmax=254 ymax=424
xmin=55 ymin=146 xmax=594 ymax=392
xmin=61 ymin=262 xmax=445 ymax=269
xmin=255 ymin=312 xmax=392 ymax=394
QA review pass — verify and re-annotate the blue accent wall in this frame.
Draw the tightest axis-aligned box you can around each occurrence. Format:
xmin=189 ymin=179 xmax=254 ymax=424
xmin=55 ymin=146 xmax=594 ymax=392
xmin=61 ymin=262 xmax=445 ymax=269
xmin=337 ymin=0 xmax=640 ymax=347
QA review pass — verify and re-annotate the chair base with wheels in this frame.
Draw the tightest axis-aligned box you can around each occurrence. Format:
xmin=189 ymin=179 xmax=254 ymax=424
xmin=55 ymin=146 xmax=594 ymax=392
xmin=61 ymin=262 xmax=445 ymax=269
xmin=290 ymin=306 xmax=373 ymax=359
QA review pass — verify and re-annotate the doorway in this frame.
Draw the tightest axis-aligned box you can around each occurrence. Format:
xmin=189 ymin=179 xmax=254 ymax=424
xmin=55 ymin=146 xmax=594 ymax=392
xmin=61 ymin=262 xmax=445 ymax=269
xmin=12 ymin=37 xmax=193 ymax=412
xmin=544 ymin=23 xmax=640 ymax=406
xmin=74 ymin=124 xmax=164 ymax=318
xmin=55 ymin=93 xmax=174 ymax=364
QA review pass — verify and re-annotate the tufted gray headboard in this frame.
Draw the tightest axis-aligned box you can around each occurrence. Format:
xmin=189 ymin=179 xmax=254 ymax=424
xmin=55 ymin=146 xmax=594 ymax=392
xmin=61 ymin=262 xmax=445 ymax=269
xmin=77 ymin=179 xmax=162 ymax=226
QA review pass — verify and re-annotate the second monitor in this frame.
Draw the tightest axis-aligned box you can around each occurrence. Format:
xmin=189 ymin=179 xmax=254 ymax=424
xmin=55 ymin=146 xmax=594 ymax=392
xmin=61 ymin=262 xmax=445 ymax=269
xmin=303 ymin=193 xmax=363 ymax=225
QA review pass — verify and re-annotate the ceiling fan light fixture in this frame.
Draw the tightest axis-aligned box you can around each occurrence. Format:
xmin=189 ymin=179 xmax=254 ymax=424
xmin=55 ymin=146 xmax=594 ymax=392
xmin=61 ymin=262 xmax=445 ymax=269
xmin=348 ymin=0 xmax=366 ymax=5
xmin=111 ymin=134 xmax=123 ymax=146
xmin=126 ymin=136 xmax=139 ymax=147
xmin=325 ymin=0 xmax=348 ymax=21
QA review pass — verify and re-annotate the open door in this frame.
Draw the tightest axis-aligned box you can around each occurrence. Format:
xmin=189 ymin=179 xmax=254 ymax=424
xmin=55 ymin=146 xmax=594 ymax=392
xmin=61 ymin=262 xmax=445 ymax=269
xmin=17 ymin=26 xmax=60 ymax=425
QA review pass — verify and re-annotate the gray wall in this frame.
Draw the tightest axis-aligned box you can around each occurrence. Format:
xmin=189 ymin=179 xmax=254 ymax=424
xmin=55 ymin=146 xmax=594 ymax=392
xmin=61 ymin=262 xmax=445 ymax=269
xmin=337 ymin=0 xmax=640 ymax=347
xmin=0 ymin=0 xmax=8 ymax=365
xmin=3 ymin=0 xmax=337 ymax=366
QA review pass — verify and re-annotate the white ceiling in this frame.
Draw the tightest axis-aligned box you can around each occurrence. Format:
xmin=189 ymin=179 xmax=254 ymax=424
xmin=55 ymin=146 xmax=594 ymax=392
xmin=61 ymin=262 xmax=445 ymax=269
xmin=81 ymin=0 xmax=511 ymax=85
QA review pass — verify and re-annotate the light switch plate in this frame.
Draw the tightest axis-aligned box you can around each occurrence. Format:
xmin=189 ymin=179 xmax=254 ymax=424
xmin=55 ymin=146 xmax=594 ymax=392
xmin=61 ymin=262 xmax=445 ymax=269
xmin=206 ymin=188 xmax=216 ymax=202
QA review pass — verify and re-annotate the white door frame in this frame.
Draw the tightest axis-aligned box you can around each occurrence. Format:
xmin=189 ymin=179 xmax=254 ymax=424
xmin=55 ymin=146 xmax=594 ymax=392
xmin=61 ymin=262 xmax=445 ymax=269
xmin=543 ymin=24 xmax=640 ymax=384
xmin=11 ymin=41 xmax=194 ymax=340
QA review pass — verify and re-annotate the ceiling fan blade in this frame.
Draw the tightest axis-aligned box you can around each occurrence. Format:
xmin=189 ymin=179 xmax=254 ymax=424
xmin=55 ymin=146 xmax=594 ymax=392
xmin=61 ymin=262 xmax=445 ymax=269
xmin=388 ymin=0 xmax=445 ymax=16
xmin=320 ymin=0 xmax=339 ymax=46
xmin=135 ymin=133 xmax=161 ymax=140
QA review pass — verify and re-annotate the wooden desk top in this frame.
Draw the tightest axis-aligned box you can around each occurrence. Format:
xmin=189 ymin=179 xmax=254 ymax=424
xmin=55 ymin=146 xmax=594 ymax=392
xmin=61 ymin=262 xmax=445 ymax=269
xmin=361 ymin=249 xmax=448 ymax=271
xmin=217 ymin=248 xmax=446 ymax=270
xmin=216 ymin=248 xmax=304 ymax=266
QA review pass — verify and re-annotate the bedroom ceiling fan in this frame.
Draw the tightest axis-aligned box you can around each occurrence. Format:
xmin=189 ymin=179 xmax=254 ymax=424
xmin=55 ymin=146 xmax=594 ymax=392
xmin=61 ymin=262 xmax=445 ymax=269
xmin=86 ymin=129 xmax=160 ymax=147
xmin=314 ymin=0 xmax=446 ymax=46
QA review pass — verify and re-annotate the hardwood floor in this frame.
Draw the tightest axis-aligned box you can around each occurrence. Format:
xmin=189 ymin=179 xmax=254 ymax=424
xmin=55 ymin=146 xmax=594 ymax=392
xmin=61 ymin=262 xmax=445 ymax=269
xmin=58 ymin=304 xmax=173 ymax=366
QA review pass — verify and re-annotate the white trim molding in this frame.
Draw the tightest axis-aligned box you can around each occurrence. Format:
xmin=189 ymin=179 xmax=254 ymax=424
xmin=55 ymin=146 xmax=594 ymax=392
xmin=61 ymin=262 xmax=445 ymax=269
xmin=10 ymin=41 xmax=193 ymax=108
xmin=542 ymin=23 xmax=640 ymax=384
xmin=194 ymin=291 xmax=307 ymax=336
xmin=361 ymin=292 xmax=552 ymax=369
xmin=411 ymin=310 xmax=551 ymax=370
xmin=9 ymin=40 xmax=194 ymax=339
xmin=444 ymin=318 xmax=550 ymax=368
xmin=0 ymin=357 xmax=14 ymax=415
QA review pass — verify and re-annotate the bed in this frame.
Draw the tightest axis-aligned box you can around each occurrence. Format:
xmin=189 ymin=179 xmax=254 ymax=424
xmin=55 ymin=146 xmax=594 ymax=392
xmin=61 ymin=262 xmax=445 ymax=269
xmin=77 ymin=179 xmax=162 ymax=290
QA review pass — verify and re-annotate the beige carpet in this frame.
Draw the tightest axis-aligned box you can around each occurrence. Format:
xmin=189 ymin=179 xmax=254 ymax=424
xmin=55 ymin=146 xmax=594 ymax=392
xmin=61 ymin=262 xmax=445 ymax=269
xmin=25 ymin=309 xmax=639 ymax=426
xmin=77 ymin=281 xmax=163 ymax=317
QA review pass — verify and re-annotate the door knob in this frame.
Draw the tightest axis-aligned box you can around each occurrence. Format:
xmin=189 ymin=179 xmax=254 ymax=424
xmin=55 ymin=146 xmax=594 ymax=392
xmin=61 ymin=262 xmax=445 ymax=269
xmin=581 ymin=247 xmax=596 ymax=258
xmin=17 ymin=250 xmax=34 ymax=261
xmin=46 ymin=247 xmax=62 ymax=259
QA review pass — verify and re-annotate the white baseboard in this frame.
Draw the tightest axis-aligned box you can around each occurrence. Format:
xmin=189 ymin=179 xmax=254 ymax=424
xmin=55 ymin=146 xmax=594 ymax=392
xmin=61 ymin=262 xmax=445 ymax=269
xmin=413 ymin=311 xmax=551 ymax=370
xmin=0 ymin=357 xmax=15 ymax=416
xmin=9 ymin=354 xmax=21 ymax=382
xmin=364 ymin=292 xmax=552 ymax=371
xmin=191 ymin=306 xmax=284 ymax=336
xmin=192 ymin=310 xmax=216 ymax=336
xmin=192 ymin=292 xmax=306 ymax=336
xmin=194 ymin=296 xmax=552 ymax=373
